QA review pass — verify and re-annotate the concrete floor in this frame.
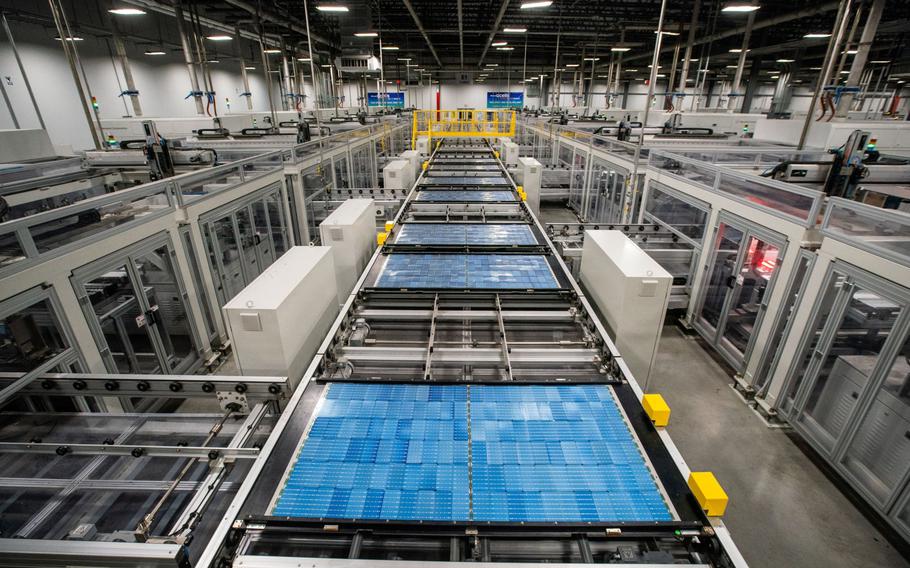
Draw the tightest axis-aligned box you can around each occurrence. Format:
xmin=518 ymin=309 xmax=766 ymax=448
xmin=537 ymin=204 xmax=909 ymax=567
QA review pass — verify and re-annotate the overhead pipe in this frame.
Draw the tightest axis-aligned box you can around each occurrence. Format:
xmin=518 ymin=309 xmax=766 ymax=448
xmin=173 ymin=1 xmax=204 ymax=115
xmin=401 ymin=0 xmax=443 ymax=67
xmin=110 ymin=21 xmax=142 ymax=116
xmin=837 ymin=0 xmax=885 ymax=116
xmin=477 ymin=0 xmax=511 ymax=69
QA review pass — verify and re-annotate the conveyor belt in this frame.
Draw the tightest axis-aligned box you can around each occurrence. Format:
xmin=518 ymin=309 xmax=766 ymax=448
xmin=415 ymin=190 xmax=516 ymax=202
xmin=375 ymin=253 xmax=559 ymax=289
xmin=272 ymin=384 xmax=672 ymax=523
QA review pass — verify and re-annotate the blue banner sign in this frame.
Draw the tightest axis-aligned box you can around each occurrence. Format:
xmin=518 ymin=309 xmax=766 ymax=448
xmin=487 ymin=92 xmax=524 ymax=109
xmin=368 ymin=92 xmax=405 ymax=108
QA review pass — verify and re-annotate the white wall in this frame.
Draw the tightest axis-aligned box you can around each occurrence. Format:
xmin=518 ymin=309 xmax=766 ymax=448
xmin=0 ymin=20 xmax=313 ymax=150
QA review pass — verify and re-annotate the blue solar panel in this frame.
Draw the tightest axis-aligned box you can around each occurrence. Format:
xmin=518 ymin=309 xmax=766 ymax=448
xmin=272 ymin=384 xmax=672 ymax=523
xmin=415 ymin=190 xmax=515 ymax=202
xmin=375 ymin=254 xmax=558 ymax=289
xmin=395 ymin=224 xmax=537 ymax=246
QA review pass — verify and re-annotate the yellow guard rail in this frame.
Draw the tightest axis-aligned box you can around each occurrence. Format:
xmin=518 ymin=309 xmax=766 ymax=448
xmin=411 ymin=109 xmax=516 ymax=147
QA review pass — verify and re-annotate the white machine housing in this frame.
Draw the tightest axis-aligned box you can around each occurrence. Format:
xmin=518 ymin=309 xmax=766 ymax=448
xmin=415 ymin=136 xmax=430 ymax=156
xmin=580 ymin=230 xmax=671 ymax=385
xmin=516 ymin=157 xmax=542 ymax=216
xmin=400 ymin=150 xmax=421 ymax=179
xmin=319 ymin=198 xmax=377 ymax=304
xmin=501 ymin=140 xmax=519 ymax=167
xmin=383 ymin=159 xmax=414 ymax=190
xmin=222 ymin=246 xmax=338 ymax=385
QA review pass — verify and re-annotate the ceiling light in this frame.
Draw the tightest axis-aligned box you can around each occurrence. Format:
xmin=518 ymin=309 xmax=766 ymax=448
xmin=206 ymin=35 xmax=232 ymax=41
xmin=355 ymin=32 xmax=378 ymax=37
xmin=263 ymin=49 xmax=281 ymax=54
xmin=497 ymin=47 xmax=515 ymax=51
xmin=486 ymin=63 xmax=499 ymax=67
xmin=776 ymin=59 xmax=794 ymax=63
xmin=721 ymin=4 xmax=760 ymax=12
xmin=647 ymin=65 xmax=661 ymax=68
xmin=398 ymin=57 xmax=412 ymax=61
xmin=108 ymin=8 xmax=146 ymax=15
xmin=492 ymin=41 xmax=508 ymax=47
xmin=729 ymin=48 xmax=750 ymax=53
xmin=804 ymin=33 xmax=831 ymax=38
xmin=624 ymin=69 xmax=638 ymax=72
xmin=406 ymin=63 xmax=419 ymax=67
xmin=657 ymin=30 xmax=680 ymax=36
xmin=843 ymin=49 xmax=858 ymax=55
xmin=870 ymin=60 xmax=890 ymax=64
xmin=144 ymin=50 xmax=166 ymax=56
xmin=206 ymin=60 xmax=220 ymax=64
xmin=520 ymin=1 xmax=553 ymax=8
xmin=597 ymin=75 xmax=609 ymax=78
xmin=382 ymin=46 xmax=399 ymax=50
xmin=810 ymin=66 xmax=823 ymax=70
xmin=840 ymin=71 xmax=850 ymax=74
xmin=584 ymin=57 xmax=600 ymax=61
xmin=504 ymin=27 xmax=527 ymax=33
xmin=55 ymin=36 xmax=83 ymax=41
xmin=611 ymin=47 xmax=631 ymax=52
xmin=298 ymin=57 xmax=311 ymax=62
xmin=770 ymin=75 xmax=780 ymax=79
xmin=725 ymin=64 xmax=739 ymax=68
xmin=245 ymin=66 xmax=256 ymax=70
xmin=321 ymin=64 xmax=333 ymax=68
xmin=656 ymin=74 xmax=666 ymax=77
xmin=682 ymin=58 xmax=698 ymax=62
xmin=316 ymin=5 xmax=349 ymax=11
xmin=565 ymin=63 xmax=579 ymax=67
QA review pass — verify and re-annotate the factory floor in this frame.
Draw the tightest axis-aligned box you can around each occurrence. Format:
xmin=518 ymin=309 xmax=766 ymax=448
xmin=202 ymin=204 xmax=910 ymax=567
xmin=537 ymin=204 xmax=909 ymax=568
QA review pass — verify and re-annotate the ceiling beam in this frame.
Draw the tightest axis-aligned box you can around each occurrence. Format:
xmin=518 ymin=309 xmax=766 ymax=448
xmin=401 ymin=0 xmax=443 ymax=67
xmin=477 ymin=0 xmax=511 ymax=68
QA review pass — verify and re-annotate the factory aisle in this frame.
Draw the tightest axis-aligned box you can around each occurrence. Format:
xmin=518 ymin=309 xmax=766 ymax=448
xmin=650 ymin=325 xmax=910 ymax=568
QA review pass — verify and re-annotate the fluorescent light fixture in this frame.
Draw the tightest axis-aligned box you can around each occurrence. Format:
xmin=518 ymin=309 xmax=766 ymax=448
xmin=776 ymin=59 xmax=794 ymax=63
xmin=497 ymin=47 xmax=515 ymax=51
xmin=298 ymin=57 xmax=311 ymax=62
xmin=610 ymin=47 xmax=631 ymax=52
xmin=382 ymin=46 xmax=399 ymax=50
xmin=520 ymin=1 xmax=553 ymax=8
xmin=263 ymin=49 xmax=281 ymax=54
xmin=840 ymin=71 xmax=850 ymax=74
xmin=108 ymin=8 xmax=146 ymax=15
xmin=725 ymin=64 xmax=738 ymax=68
xmin=656 ymin=30 xmax=680 ymax=36
xmin=206 ymin=35 xmax=232 ymax=41
xmin=597 ymin=75 xmax=609 ymax=78
xmin=655 ymin=74 xmax=666 ymax=77
xmin=624 ymin=69 xmax=638 ymax=72
xmin=729 ymin=48 xmax=750 ymax=53
xmin=647 ymin=65 xmax=661 ymax=68
xmin=810 ymin=66 xmax=823 ymax=70
xmin=503 ymin=27 xmax=527 ymax=33
xmin=354 ymin=32 xmax=378 ymax=37
xmin=245 ymin=66 xmax=256 ymax=70
xmin=681 ymin=58 xmax=698 ymax=62
xmin=206 ymin=60 xmax=220 ymax=64
xmin=406 ymin=63 xmax=419 ymax=67
xmin=584 ymin=57 xmax=600 ymax=61
xmin=565 ymin=63 xmax=579 ymax=67
xmin=770 ymin=75 xmax=780 ymax=79
xmin=870 ymin=60 xmax=890 ymax=64
xmin=316 ymin=5 xmax=349 ymax=11
xmin=321 ymin=64 xmax=333 ymax=68
xmin=486 ymin=63 xmax=499 ymax=67
xmin=55 ymin=36 xmax=83 ymax=41
xmin=144 ymin=50 xmax=166 ymax=56
xmin=398 ymin=57 xmax=412 ymax=61
xmin=804 ymin=33 xmax=831 ymax=38
xmin=492 ymin=41 xmax=508 ymax=47
xmin=721 ymin=4 xmax=760 ymax=12
xmin=843 ymin=49 xmax=858 ymax=55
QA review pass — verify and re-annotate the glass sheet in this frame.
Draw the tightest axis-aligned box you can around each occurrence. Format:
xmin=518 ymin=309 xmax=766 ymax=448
xmin=375 ymin=254 xmax=558 ymax=289
xmin=415 ymin=191 xmax=516 ymax=202
xmin=419 ymin=177 xmax=509 ymax=186
xmin=395 ymin=224 xmax=537 ymax=246
xmin=272 ymin=384 xmax=672 ymax=523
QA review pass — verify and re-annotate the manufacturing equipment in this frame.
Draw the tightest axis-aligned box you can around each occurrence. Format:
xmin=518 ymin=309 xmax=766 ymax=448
xmin=195 ymin=134 xmax=747 ymax=567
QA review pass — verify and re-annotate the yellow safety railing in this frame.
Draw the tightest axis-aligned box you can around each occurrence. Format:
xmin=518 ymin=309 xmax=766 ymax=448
xmin=411 ymin=109 xmax=516 ymax=147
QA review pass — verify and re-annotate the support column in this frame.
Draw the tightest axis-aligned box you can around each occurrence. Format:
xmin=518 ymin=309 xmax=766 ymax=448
xmin=677 ymin=0 xmax=701 ymax=98
xmin=740 ymin=55 xmax=763 ymax=113
xmin=174 ymin=1 xmax=204 ymax=115
xmin=836 ymin=0 xmax=884 ymax=117
xmin=111 ymin=30 xmax=142 ymax=116
xmin=1 ymin=14 xmax=44 ymax=129
xmin=236 ymin=26 xmax=254 ymax=110
xmin=727 ymin=10 xmax=756 ymax=112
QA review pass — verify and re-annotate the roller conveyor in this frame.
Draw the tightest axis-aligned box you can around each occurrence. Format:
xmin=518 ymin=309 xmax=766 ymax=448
xmin=208 ymin=138 xmax=747 ymax=567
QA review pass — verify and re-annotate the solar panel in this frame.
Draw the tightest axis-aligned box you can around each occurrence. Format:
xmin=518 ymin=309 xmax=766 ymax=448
xmin=375 ymin=254 xmax=558 ymax=289
xmin=415 ymin=190 xmax=515 ymax=202
xmin=395 ymin=224 xmax=537 ymax=246
xmin=272 ymin=384 xmax=672 ymax=524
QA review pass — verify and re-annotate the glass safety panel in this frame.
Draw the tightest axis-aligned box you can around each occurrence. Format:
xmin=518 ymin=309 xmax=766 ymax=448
xmin=799 ymin=284 xmax=902 ymax=453
xmin=718 ymin=236 xmax=780 ymax=360
xmin=896 ymin=492 xmax=910 ymax=538
xmin=181 ymin=229 xmax=216 ymax=339
xmin=568 ymin=151 xmax=588 ymax=212
xmin=0 ymin=298 xmax=70 ymax=373
xmin=753 ymin=252 xmax=814 ymax=393
xmin=266 ymin=192 xmax=289 ymax=258
xmin=333 ymin=156 xmax=350 ymax=189
xmin=208 ymin=216 xmax=245 ymax=303
xmin=85 ymin=266 xmax=161 ymax=374
xmin=235 ymin=207 xmax=261 ymax=281
xmin=251 ymin=200 xmax=275 ymax=267
xmin=644 ymin=184 xmax=709 ymax=244
xmin=840 ymin=331 xmax=910 ymax=507
xmin=698 ymin=223 xmax=745 ymax=332
xmin=132 ymin=246 xmax=198 ymax=373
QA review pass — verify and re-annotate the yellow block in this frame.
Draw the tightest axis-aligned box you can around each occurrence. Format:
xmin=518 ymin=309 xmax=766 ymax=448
xmin=376 ymin=232 xmax=388 ymax=246
xmin=384 ymin=221 xmax=395 ymax=232
xmin=642 ymin=393 xmax=670 ymax=427
xmin=493 ymin=151 xmax=500 ymax=159
xmin=422 ymin=161 xmax=429 ymax=170
xmin=688 ymin=472 xmax=728 ymax=517
xmin=516 ymin=185 xmax=524 ymax=194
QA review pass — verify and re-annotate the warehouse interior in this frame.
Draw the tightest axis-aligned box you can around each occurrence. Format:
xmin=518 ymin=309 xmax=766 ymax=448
xmin=1 ymin=1 xmax=910 ymax=567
